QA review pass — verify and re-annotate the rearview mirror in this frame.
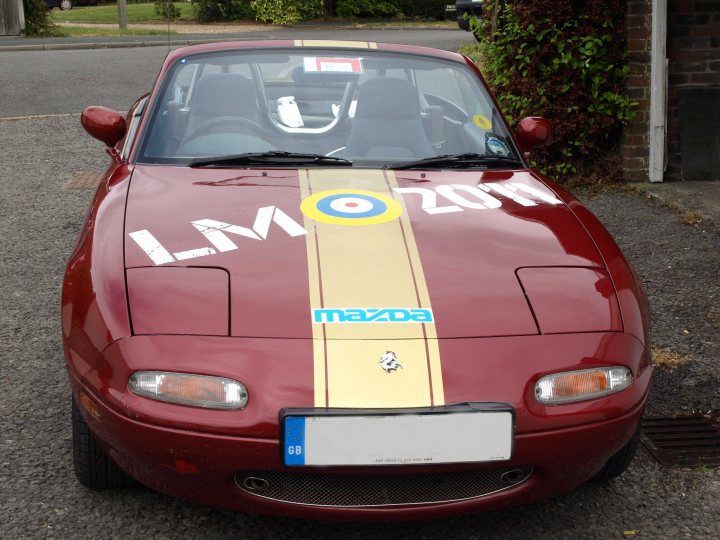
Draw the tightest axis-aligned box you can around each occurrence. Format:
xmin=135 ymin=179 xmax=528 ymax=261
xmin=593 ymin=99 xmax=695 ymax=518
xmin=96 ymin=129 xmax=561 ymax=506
xmin=81 ymin=106 xmax=126 ymax=148
xmin=515 ymin=117 xmax=552 ymax=153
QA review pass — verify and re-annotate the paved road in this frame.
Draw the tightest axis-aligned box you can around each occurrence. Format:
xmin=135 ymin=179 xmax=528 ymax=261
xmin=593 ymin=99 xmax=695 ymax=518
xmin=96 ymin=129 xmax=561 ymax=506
xmin=1 ymin=32 xmax=719 ymax=539
xmin=0 ymin=28 xmax=474 ymax=117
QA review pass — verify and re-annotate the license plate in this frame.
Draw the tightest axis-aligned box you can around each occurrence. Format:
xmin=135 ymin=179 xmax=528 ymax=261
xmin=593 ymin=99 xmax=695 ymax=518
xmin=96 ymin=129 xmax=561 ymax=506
xmin=282 ymin=405 xmax=513 ymax=467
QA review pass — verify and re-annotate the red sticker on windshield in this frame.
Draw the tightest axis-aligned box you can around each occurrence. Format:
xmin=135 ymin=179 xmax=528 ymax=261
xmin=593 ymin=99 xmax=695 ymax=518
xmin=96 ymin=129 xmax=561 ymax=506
xmin=303 ymin=57 xmax=363 ymax=74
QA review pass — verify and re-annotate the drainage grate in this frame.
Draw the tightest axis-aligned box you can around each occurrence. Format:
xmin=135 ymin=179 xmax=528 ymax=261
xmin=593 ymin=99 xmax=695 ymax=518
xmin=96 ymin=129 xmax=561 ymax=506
xmin=641 ymin=416 xmax=720 ymax=467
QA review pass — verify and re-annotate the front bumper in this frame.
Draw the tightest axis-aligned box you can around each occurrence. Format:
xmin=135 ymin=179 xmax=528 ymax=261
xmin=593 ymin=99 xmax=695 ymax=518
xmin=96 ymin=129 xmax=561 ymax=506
xmin=67 ymin=332 xmax=650 ymax=519
xmin=71 ymin=382 xmax=646 ymax=519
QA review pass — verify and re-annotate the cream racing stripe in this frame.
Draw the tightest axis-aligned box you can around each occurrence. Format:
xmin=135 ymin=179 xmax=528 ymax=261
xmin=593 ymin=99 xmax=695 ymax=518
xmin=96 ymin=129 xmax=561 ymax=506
xmin=300 ymin=169 xmax=444 ymax=408
xmin=299 ymin=170 xmax=328 ymax=407
xmin=295 ymin=40 xmax=376 ymax=49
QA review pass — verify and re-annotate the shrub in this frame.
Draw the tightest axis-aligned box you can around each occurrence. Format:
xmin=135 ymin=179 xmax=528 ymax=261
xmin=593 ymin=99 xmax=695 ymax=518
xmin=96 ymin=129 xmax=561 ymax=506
xmin=193 ymin=0 xmax=255 ymax=21
xmin=470 ymin=0 xmax=634 ymax=180
xmin=395 ymin=0 xmax=446 ymax=19
xmin=251 ymin=0 xmax=324 ymax=24
xmin=22 ymin=0 xmax=55 ymax=36
xmin=336 ymin=0 xmax=397 ymax=18
xmin=155 ymin=0 xmax=181 ymax=20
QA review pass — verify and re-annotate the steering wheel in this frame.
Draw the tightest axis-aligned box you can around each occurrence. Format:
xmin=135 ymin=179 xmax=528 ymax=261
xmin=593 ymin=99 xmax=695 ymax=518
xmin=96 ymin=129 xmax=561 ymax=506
xmin=182 ymin=116 xmax=267 ymax=144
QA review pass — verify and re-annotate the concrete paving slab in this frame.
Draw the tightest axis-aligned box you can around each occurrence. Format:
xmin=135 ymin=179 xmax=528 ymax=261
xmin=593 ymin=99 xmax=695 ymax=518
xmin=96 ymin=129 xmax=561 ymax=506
xmin=632 ymin=181 xmax=720 ymax=224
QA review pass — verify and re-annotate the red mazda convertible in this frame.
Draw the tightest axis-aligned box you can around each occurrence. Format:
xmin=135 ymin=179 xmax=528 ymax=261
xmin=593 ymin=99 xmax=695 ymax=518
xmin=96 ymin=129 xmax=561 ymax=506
xmin=63 ymin=40 xmax=651 ymax=519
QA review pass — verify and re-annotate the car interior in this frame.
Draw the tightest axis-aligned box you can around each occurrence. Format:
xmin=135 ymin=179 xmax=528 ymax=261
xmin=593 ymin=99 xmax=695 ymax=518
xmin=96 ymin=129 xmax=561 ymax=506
xmin=139 ymin=50 xmax=517 ymax=166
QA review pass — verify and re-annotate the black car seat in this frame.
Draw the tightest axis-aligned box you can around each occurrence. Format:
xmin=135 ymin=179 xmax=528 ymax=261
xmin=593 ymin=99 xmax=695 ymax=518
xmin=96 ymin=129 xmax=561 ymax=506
xmin=185 ymin=73 xmax=262 ymax=135
xmin=344 ymin=77 xmax=435 ymax=159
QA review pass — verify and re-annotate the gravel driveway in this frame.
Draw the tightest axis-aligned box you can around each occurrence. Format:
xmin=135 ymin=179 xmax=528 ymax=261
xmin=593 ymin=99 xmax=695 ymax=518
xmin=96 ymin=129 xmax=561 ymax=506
xmin=1 ymin=116 xmax=718 ymax=539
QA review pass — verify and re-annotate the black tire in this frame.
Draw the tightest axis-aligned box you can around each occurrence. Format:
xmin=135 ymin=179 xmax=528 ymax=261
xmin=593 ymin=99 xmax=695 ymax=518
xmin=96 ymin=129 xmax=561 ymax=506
xmin=592 ymin=426 xmax=641 ymax=482
xmin=72 ymin=395 xmax=136 ymax=489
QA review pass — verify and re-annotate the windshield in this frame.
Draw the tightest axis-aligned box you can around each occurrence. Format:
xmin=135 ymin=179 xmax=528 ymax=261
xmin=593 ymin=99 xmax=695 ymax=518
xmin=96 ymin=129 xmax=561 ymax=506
xmin=138 ymin=48 xmax=521 ymax=168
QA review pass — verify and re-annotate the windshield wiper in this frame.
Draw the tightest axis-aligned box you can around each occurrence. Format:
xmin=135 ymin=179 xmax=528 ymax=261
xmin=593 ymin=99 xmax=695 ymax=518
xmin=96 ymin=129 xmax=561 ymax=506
xmin=387 ymin=153 xmax=524 ymax=170
xmin=190 ymin=151 xmax=353 ymax=168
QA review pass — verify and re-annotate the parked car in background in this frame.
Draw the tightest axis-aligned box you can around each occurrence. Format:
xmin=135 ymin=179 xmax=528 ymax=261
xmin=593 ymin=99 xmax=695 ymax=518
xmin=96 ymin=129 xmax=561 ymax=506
xmin=46 ymin=0 xmax=97 ymax=9
xmin=456 ymin=0 xmax=483 ymax=31
xmin=45 ymin=0 xmax=72 ymax=10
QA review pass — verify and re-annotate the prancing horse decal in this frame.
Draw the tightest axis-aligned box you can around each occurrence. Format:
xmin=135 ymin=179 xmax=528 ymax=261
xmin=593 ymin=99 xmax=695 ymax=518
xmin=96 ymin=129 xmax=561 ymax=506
xmin=379 ymin=351 xmax=403 ymax=373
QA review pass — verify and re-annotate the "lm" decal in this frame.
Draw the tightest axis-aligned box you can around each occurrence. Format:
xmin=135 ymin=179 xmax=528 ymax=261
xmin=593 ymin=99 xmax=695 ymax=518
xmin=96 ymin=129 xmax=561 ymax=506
xmin=128 ymin=206 xmax=307 ymax=265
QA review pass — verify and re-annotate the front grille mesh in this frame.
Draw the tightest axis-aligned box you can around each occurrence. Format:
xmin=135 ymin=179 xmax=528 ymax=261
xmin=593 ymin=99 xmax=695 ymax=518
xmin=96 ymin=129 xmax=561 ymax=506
xmin=236 ymin=466 xmax=532 ymax=507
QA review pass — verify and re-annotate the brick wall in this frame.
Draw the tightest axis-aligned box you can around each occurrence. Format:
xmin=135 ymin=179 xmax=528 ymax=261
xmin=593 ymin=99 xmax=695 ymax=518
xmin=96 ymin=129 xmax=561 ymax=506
xmin=666 ymin=0 xmax=720 ymax=179
xmin=622 ymin=0 xmax=652 ymax=181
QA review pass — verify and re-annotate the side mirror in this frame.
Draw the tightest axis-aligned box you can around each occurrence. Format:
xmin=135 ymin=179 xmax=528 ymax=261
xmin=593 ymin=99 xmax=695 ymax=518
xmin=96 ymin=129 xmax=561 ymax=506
xmin=81 ymin=106 xmax=126 ymax=148
xmin=515 ymin=117 xmax=552 ymax=153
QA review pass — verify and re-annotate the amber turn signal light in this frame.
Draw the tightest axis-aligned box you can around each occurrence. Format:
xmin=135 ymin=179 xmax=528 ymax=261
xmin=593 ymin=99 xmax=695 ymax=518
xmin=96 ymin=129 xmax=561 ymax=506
xmin=535 ymin=367 xmax=632 ymax=405
xmin=129 ymin=371 xmax=248 ymax=409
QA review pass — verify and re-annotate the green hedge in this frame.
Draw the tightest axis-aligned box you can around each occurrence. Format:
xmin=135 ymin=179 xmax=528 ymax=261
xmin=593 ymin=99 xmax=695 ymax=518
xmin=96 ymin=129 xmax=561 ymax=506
xmin=250 ymin=0 xmax=323 ymax=24
xmin=470 ymin=0 xmax=634 ymax=181
xmin=336 ymin=0 xmax=445 ymax=18
xmin=193 ymin=0 xmax=255 ymax=22
xmin=336 ymin=0 xmax=396 ymax=17
xmin=23 ymin=0 xmax=55 ymax=36
xmin=155 ymin=0 xmax=181 ymax=20
xmin=395 ymin=0 xmax=445 ymax=19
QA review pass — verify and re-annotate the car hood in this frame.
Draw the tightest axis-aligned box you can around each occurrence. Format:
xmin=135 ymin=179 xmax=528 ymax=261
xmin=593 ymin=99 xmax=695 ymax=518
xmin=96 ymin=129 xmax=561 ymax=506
xmin=124 ymin=166 xmax=606 ymax=340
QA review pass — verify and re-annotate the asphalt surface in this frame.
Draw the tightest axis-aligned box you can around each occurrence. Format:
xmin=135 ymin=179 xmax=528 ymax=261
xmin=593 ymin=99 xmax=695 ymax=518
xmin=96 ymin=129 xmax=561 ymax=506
xmin=0 ymin=25 xmax=470 ymax=50
xmin=0 ymin=28 xmax=474 ymax=118
xmin=1 ymin=36 xmax=719 ymax=539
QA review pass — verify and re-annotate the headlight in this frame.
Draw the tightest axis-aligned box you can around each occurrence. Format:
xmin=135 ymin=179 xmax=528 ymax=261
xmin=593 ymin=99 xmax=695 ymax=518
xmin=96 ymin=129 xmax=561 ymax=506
xmin=129 ymin=371 xmax=248 ymax=409
xmin=535 ymin=367 xmax=632 ymax=405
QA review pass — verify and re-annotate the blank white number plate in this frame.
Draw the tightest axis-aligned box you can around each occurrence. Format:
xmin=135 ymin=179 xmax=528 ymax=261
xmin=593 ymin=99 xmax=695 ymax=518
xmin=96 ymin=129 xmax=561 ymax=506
xmin=284 ymin=411 xmax=513 ymax=467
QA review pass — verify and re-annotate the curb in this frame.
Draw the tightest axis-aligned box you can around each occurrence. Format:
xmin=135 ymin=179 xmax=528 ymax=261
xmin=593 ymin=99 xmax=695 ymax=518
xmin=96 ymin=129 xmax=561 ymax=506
xmin=628 ymin=181 xmax=720 ymax=227
xmin=0 ymin=24 xmax=460 ymax=52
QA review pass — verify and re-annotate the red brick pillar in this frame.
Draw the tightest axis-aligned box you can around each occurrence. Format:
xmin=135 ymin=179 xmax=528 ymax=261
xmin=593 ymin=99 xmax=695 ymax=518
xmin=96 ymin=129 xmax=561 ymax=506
xmin=622 ymin=0 xmax=653 ymax=181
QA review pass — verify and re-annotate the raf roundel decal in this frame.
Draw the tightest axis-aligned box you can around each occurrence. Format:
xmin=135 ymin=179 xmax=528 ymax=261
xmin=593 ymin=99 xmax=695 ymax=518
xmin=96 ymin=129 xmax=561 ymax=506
xmin=301 ymin=189 xmax=403 ymax=226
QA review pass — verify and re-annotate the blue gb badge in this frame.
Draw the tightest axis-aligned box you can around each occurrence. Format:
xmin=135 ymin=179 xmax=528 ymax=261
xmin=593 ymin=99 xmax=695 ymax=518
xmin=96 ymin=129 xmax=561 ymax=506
xmin=284 ymin=417 xmax=306 ymax=466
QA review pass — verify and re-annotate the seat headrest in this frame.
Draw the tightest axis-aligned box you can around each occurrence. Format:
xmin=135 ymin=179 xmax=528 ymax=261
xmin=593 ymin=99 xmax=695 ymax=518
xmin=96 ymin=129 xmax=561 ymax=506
xmin=192 ymin=74 xmax=257 ymax=118
xmin=354 ymin=78 xmax=421 ymax=120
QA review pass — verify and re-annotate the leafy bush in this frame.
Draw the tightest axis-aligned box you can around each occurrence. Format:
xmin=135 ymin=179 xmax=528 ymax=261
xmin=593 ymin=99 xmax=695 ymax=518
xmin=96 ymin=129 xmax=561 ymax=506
xmin=336 ymin=0 xmax=397 ymax=18
xmin=334 ymin=0 xmax=444 ymax=19
xmin=155 ymin=0 xmax=181 ymax=20
xmin=23 ymin=0 xmax=56 ymax=36
xmin=395 ymin=0 xmax=445 ymax=19
xmin=469 ymin=0 xmax=634 ymax=180
xmin=193 ymin=0 xmax=255 ymax=21
xmin=251 ymin=0 xmax=323 ymax=24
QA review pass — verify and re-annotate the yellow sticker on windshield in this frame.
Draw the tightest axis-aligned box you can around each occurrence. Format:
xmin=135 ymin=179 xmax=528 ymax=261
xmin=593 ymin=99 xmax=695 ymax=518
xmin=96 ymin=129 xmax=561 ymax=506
xmin=473 ymin=114 xmax=492 ymax=130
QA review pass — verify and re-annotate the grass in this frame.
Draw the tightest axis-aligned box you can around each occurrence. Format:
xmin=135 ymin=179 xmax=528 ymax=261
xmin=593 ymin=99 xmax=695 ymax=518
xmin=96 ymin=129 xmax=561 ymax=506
xmin=679 ymin=209 xmax=704 ymax=225
xmin=652 ymin=347 xmax=691 ymax=371
xmin=51 ymin=2 xmax=194 ymax=23
xmin=358 ymin=19 xmax=456 ymax=28
xmin=52 ymin=6 xmax=456 ymax=26
xmin=53 ymin=25 xmax=178 ymax=36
